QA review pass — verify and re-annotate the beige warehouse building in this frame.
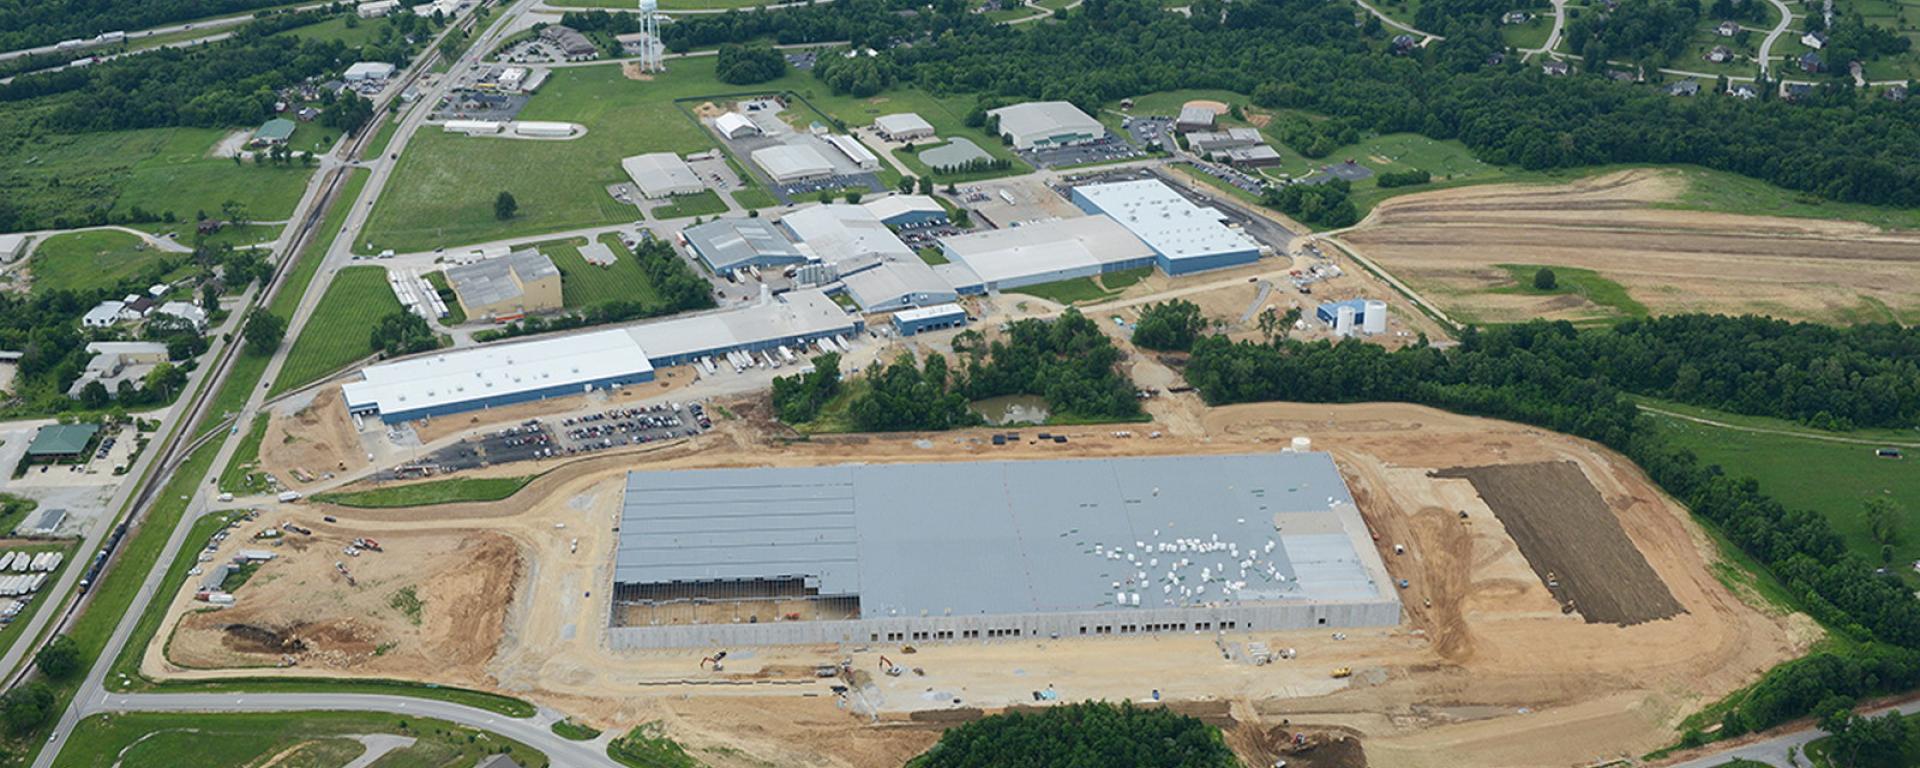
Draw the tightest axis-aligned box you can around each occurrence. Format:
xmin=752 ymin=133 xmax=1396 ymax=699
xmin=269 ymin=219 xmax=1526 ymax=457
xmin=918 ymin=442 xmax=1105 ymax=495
xmin=444 ymin=249 xmax=562 ymax=321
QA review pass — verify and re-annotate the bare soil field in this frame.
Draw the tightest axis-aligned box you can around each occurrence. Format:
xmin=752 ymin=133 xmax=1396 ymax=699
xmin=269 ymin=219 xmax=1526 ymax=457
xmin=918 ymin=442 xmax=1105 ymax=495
xmin=144 ymin=389 xmax=1814 ymax=768
xmin=1337 ymin=169 xmax=1920 ymax=325
xmin=261 ymin=389 xmax=370 ymax=489
xmin=1433 ymin=461 xmax=1684 ymax=626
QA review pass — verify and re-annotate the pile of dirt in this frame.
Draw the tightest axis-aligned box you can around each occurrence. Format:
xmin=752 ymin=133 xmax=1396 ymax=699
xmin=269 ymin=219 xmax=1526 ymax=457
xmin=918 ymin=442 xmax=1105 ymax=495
xmin=261 ymin=389 xmax=368 ymax=489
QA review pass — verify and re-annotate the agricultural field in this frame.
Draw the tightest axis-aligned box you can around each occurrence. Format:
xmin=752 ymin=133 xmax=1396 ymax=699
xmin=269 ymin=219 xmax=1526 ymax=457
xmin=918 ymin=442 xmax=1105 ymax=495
xmin=537 ymin=235 xmax=663 ymax=308
xmin=1647 ymin=400 xmax=1920 ymax=583
xmin=1339 ymin=168 xmax=1920 ymax=325
xmin=0 ymin=126 xmax=313 ymax=233
xmin=26 ymin=229 xmax=177 ymax=295
xmin=52 ymin=711 xmax=546 ymax=768
xmin=269 ymin=265 xmax=404 ymax=396
xmin=1486 ymin=263 xmax=1649 ymax=325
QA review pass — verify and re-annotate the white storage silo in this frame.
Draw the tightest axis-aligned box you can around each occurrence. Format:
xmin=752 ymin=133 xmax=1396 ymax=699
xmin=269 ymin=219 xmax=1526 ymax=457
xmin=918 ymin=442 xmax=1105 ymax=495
xmin=1334 ymin=305 xmax=1356 ymax=337
xmin=1291 ymin=436 xmax=1312 ymax=452
xmin=1362 ymin=300 xmax=1388 ymax=335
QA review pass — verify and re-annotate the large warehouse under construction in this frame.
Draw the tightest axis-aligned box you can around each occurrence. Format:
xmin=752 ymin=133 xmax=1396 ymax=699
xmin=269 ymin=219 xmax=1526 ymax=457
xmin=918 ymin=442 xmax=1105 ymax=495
xmin=608 ymin=452 xmax=1399 ymax=649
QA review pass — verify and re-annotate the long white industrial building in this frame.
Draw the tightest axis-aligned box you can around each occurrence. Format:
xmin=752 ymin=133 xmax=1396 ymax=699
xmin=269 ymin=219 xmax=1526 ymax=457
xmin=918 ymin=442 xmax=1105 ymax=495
xmin=345 ymin=290 xmax=861 ymax=422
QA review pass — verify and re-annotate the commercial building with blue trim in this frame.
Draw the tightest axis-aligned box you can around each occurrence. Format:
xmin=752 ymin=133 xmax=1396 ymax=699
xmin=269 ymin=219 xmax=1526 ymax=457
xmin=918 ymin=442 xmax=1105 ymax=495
xmin=345 ymin=290 xmax=861 ymax=423
xmin=892 ymin=303 xmax=967 ymax=336
xmin=1070 ymin=179 xmax=1262 ymax=276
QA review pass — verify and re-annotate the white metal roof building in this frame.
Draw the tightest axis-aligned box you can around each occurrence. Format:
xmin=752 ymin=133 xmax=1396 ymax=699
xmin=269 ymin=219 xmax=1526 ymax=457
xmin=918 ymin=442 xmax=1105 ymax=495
xmin=780 ymin=205 xmax=912 ymax=263
xmin=624 ymin=288 xmax=861 ymax=367
xmin=1071 ymin=179 xmax=1262 ymax=275
xmin=751 ymin=144 xmax=836 ymax=183
xmin=682 ymin=218 xmax=807 ymax=273
xmin=344 ymin=62 xmax=396 ymax=82
xmin=823 ymin=134 xmax=879 ymax=171
xmin=839 ymin=258 xmax=957 ymax=313
xmin=892 ymin=303 xmax=966 ymax=336
xmin=714 ymin=112 xmax=759 ymax=139
xmin=872 ymin=112 xmax=935 ymax=141
xmin=934 ymin=216 xmax=1154 ymax=293
xmin=622 ymin=153 xmax=705 ymax=198
xmin=608 ymin=452 xmax=1399 ymax=649
xmin=343 ymin=329 xmax=656 ymax=423
xmin=987 ymin=101 xmax=1105 ymax=149
xmin=862 ymin=194 xmax=947 ymax=228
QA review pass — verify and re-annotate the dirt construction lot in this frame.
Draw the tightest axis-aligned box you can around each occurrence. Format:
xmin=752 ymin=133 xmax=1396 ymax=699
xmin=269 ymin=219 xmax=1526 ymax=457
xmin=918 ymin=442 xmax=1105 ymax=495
xmin=1338 ymin=169 xmax=1920 ymax=325
xmin=144 ymin=387 xmax=1816 ymax=768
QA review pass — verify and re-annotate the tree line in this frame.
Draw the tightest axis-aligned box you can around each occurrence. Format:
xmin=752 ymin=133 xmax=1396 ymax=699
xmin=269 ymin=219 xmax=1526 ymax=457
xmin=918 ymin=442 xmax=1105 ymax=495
xmin=0 ymin=0 xmax=303 ymax=51
xmin=691 ymin=0 xmax=1920 ymax=208
xmin=1181 ymin=316 xmax=1920 ymax=736
xmin=909 ymin=700 xmax=1238 ymax=767
xmin=474 ymin=239 xmax=715 ymax=343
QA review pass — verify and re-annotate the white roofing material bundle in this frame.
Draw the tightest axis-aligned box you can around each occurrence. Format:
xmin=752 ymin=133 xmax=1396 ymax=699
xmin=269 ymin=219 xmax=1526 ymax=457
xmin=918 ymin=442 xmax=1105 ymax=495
xmin=621 ymin=152 xmax=705 ymax=198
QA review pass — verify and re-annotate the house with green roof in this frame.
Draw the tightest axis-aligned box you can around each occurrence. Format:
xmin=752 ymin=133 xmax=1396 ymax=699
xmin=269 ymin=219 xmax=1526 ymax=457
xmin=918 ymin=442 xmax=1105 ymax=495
xmin=252 ymin=118 xmax=296 ymax=147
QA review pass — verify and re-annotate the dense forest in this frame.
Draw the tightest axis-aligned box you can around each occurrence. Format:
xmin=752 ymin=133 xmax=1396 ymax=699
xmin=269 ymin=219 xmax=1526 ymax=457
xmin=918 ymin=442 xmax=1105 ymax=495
xmin=1181 ymin=316 xmax=1920 ymax=735
xmin=908 ymin=701 xmax=1238 ymax=768
xmin=0 ymin=0 xmax=294 ymax=51
xmin=774 ymin=310 xmax=1142 ymax=431
xmin=675 ymin=0 xmax=1919 ymax=206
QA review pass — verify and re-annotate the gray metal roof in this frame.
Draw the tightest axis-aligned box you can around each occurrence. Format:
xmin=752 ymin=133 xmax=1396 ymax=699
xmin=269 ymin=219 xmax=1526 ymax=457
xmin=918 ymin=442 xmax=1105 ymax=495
xmin=682 ymin=219 xmax=804 ymax=272
xmin=445 ymin=249 xmax=558 ymax=308
xmin=617 ymin=452 xmax=1382 ymax=619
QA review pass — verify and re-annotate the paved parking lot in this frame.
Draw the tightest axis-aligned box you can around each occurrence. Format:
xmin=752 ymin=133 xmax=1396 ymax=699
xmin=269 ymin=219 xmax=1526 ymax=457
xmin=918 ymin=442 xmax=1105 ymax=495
xmin=1123 ymin=116 xmax=1176 ymax=153
xmin=771 ymin=172 xmax=885 ymax=204
xmin=374 ymin=404 xmax=711 ymax=480
xmin=1020 ymin=134 xmax=1143 ymax=169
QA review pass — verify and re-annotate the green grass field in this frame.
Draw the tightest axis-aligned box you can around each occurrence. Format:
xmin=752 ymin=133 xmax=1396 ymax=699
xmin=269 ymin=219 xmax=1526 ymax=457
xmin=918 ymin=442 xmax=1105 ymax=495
xmin=362 ymin=113 xmax=403 ymax=160
xmin=269 ymin=266 xmax=402 ymax=396
xmin=423 ymin=270 xmax=466 ymax=324
xmin=1657 ymin=166 xmax=1920 ymax=231
xmin=649 ymin=189 xmax=729 ymax=219
xmin=1499 ymin=15 xmax=1554 ymax=49
xmin=27 ymin=230 xmax=171 ymax=295
xmin=547 ymin=0 xmax=771 ymax=7
xmin=1647 ymin=401 xmax=1920 ymax=584
xmin=1492 ymin=263 xmax=1649 ymax=322
xmin=278 ymin=14 xmax=384 ymax=48
xmin=2 ymin=126 xmax=313 ymax=234
xmin=552 ymin=719 xmax=603 ymax=741
xmin=731 ymin=187 xmax=780 ymax=209
xmin=536 ymin=235 xmax=664 ymax=309
xmin=313 ymin=475 xmax=537 ymax=508
xmin=53 ymin=711 xmax=546 ymax=768
xmin=217 ymin=413 xmax=273 ymax=494
xmin=1008 ymin=276 xmax=1116 ymax=305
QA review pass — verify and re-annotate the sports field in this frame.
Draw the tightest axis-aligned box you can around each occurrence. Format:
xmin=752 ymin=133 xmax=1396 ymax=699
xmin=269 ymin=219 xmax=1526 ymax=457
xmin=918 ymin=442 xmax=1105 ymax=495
xmin=53 ymin=711 xmax=546 ymax=768
xmin=27 ymin=230 xmax=174 ymax=295
xmin=1647 ymin=400 xmax=1920 ymax=583
xmin=269 ymin=266 xmax=403 ymax=396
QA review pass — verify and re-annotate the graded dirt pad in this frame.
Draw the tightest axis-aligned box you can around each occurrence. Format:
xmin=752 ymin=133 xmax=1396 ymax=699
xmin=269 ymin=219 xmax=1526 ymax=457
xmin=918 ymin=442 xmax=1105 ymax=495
xmin=149 ymin=399 xmax=1812 ymax=768
xmin=1182 ymin=99 xmax=1230 ymax=115
xmin=1337 ymin=169 xmax=1920 ymax=324
xmin=1432 ymin=461 xmax=1684 ymax=626
xmin=161 ymin=524 xmax=518 ymax=676
xmin=262 ymin=388 xmax=370 ymax=489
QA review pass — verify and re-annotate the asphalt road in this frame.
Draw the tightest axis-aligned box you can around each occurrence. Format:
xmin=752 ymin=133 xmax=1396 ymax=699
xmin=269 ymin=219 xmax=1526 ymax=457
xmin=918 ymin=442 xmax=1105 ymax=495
xmin=1757 ymin=0 xmax=1795 ymax=77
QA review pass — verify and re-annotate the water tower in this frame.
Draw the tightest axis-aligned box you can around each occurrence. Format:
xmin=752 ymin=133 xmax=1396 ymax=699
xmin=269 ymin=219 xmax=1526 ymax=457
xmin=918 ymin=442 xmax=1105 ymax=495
xmin=638 ymin=0 xmax=664 ymax=73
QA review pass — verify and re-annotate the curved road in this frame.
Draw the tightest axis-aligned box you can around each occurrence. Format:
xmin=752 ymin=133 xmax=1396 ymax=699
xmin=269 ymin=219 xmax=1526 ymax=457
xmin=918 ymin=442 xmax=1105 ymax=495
xmin=86 ymin=693 xmax=621 ymax=767
xmin=1522 ymin=0 xmax=1567 ymax=58
xmin=1756 ymin=0 xmax=1795 ymax=76
xmin=1350 ymin=0 xmax=1443 ymax=41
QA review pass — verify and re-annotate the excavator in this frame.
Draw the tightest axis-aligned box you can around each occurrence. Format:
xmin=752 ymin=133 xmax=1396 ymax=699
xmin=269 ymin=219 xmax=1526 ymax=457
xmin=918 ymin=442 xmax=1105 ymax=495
xmin=700 ymin=650 xmax=728 ymax=671
xmin=878 ymin=655 xmax=906 ymax=677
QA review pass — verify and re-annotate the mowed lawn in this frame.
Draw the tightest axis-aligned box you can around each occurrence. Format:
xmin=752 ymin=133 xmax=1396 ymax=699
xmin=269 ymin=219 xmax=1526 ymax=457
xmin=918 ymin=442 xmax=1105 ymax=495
xmin=537 ymin=234 xmax=662 ymax=308
xmin=1648 ymin=402 xmax=1920 ymax=582
xmin=269 ymin=266 xmax=402 ymax=396
xmin=28 ymin=229 xmax=172 ymax=295
xmin=2 ymin=125 xmax=312 ymax=235
xmin=53 ymin=711 xmax=547 ymax=768
xmin=363 ymin=59 xmax=734 ymax=253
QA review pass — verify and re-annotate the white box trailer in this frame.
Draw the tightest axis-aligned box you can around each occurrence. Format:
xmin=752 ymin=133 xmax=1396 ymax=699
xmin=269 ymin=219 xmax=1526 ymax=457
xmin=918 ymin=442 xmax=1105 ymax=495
xmin=9 ymin=555 xmax=27 ymax=573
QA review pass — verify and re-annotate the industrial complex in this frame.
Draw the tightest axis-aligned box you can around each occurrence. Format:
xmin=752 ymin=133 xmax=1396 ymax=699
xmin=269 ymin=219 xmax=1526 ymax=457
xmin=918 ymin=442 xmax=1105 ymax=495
xmin=608 ymin=452 xmax=1398 ymax=648
xmin=344 ymin=289 xmax=861 ymax=422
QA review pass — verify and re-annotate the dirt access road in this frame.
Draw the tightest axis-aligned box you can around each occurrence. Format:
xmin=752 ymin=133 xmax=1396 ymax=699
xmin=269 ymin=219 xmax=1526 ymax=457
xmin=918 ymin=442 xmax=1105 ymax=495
xmin=1338 ymin=169 xmax=1920 ymax=325
xmin=145 ymin=388 xmax=1811 ymax=768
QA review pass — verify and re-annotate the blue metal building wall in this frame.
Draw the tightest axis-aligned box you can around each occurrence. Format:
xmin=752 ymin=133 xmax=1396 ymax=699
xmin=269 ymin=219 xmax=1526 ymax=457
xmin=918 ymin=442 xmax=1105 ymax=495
xmin=894 ymin=309 xmax=967 ymax=336
xmin=1159 ymin=249 xmax=1260 ymax=276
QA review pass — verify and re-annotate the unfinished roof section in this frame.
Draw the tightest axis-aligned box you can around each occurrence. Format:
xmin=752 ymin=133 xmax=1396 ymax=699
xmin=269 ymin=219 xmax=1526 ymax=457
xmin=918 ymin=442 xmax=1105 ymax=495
xmin=615 ymin=452 xmax=1386 ymax=619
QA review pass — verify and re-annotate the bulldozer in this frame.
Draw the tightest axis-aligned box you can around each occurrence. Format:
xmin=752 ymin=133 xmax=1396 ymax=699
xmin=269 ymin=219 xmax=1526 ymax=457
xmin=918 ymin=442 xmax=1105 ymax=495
xmin=1329 ymin=667 xmax=1352 ymax=679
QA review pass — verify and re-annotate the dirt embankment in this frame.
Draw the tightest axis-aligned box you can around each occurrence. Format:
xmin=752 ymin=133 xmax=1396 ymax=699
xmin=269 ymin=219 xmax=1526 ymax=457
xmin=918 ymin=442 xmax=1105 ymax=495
xmin=1338 ymin=169 xmax=1920 ymax=325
